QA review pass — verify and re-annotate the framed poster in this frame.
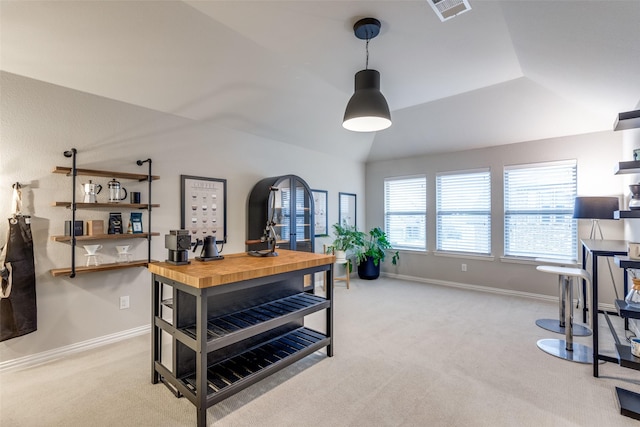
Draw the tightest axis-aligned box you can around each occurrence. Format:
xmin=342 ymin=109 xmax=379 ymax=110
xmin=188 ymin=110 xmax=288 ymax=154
xmin=181 ymin=175 xmax=227 ymax=243
xmin=339 ymin=192 xmax=357 ymax=228
xmin=312 ymin=189 xmax=328 ymax=236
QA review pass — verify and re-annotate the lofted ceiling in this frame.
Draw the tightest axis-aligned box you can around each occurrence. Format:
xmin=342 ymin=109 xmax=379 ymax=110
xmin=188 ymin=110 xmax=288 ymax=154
xmin=2 ymin=0 xmax=639 ymax=163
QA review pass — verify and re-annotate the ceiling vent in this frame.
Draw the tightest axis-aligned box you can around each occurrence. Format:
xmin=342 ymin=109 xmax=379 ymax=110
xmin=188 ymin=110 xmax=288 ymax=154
xmin=428 ymin=0 xmax=472 ymax=22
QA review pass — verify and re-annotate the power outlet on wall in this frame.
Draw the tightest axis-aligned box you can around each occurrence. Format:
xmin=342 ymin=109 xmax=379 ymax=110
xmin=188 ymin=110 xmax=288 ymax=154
xmin=461 ymin=264 xmax=467 ymax=272
xmin=120 ymin=296 xmax=130 ymax=310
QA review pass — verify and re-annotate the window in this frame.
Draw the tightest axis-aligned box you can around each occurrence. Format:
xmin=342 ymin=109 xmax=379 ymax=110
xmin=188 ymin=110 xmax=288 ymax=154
xmin=384 ymin=176 xmax=426 ymax=251
xmin=504 ymin=160 xmax=577 ymax=260
xmin=436 ymin=169 xmax=491 ymax=254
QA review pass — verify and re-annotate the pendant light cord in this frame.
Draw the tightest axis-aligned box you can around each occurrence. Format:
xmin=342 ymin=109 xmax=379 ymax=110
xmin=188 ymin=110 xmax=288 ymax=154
xmin=365 ymin=38 xmax=370 ymax=69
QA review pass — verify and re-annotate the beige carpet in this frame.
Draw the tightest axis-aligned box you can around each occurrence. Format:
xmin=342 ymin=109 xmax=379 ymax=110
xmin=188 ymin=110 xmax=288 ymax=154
xmin=2 ymin=277 xmax=640 ymax=426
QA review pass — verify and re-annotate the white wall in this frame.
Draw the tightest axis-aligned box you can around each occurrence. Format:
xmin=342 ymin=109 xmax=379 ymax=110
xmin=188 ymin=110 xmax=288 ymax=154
xmin=0 ymin=71 xmax=365 ymax=362
xmin=365 ymin=131 xmax=627 ymax=303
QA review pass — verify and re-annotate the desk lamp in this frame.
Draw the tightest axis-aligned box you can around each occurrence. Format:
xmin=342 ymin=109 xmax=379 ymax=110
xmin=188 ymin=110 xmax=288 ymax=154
xmin=573 ymin=196 xmax=620 ymax=299
xmin=573 ymin=196 xmax=619 ymax=239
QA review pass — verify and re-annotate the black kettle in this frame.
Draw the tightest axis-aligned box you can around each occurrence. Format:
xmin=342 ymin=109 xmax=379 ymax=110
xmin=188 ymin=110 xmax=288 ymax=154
xmin=193 ymin=235 xmax=223 ymax=260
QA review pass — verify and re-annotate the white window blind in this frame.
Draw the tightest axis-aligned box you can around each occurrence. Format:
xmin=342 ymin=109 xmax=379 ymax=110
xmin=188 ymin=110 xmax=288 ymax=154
xmin=384 ymin=176 xmax=426 ymax=251
xmin=436 ymin=170 xmax=491 ymax=254
xmin=504 ymin=160 xmax=577 ymax=260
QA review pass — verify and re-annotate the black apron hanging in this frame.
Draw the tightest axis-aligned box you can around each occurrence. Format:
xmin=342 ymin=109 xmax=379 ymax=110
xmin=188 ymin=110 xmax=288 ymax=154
xmin=1 ymin=184 xmax=37 ymax=341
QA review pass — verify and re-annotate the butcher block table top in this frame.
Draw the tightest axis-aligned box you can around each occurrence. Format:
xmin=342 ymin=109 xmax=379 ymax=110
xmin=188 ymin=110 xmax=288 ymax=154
xmin=148 ymin=249 xmax=334 ymax=289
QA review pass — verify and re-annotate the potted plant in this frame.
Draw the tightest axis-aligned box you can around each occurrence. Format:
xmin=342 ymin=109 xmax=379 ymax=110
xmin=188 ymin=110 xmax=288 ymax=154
xmin=352 ymin=227 xmax=399 ymax=280
xmin=326 ymin=222 xmax=363 ymax=263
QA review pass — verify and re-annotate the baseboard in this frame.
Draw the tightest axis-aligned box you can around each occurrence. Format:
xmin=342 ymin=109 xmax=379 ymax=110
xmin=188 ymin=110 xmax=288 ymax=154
xmin=0 ymin=324 xmax=150 ymax=373
xmin=382 ymin=272 xmax=616 ymax=312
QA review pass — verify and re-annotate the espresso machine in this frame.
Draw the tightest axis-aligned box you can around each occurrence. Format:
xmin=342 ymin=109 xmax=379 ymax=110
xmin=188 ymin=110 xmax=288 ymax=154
xmin=165 ymin=229 xmax=191 ymax=265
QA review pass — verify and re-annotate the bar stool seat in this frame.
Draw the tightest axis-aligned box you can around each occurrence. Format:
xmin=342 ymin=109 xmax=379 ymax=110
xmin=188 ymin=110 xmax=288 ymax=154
xmin=536 ymin=265 xmax=593 ymax=364
xmin=534 ymin=258 xmax=591 ymax=337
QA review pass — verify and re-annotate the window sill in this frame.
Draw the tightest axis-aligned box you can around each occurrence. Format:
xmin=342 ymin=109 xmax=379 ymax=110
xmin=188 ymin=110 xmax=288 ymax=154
xmin=434 ymin=251 xmax=494 ymax=261
xmin=500 ymin=256 xmax=541 ymax=266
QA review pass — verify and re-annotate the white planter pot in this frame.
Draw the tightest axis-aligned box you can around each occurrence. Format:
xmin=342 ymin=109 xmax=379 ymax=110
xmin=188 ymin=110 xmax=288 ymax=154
xmin=334 ymin=250 xmax=347 ymax=263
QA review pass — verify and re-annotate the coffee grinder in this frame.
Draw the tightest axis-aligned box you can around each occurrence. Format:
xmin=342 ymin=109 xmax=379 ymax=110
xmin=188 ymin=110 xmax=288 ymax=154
xmin=165 ymin=229 xmax=191 ymax=265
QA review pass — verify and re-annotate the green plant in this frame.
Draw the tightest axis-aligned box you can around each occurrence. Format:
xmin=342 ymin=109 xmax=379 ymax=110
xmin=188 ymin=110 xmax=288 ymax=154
xmin=326 ymin=222 xmax=364 ymax=253
xmin=353 ymin=226 xmax=399 ymax=266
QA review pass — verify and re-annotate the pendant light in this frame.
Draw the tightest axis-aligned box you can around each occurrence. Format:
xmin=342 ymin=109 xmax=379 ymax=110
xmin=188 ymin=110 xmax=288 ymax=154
xmin=343 ymin=18 xmax=392 ymax=132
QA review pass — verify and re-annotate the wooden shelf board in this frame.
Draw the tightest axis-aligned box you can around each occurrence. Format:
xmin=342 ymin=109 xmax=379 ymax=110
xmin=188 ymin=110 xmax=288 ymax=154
xmin=52 ymin=166 xmax=159 ymax=181
xmin=50 ymin=260 xmax=156 ymax=277
xmin=51 ymin=232 xmax=159 ymax=242
xmin=148 ymin=250 xmax=333 ymax=289
xmin=52 ymin=202 xmax=159 ymax=209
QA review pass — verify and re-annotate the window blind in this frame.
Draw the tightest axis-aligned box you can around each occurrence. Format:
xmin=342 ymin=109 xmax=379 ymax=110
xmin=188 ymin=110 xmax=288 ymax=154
xmin=384 ymin=176 xmax=427 ymax=250
xmin=436 ymin=170 xmax=491 ymax=254
xmin=504 ymin=160 xmax=577 ymax=260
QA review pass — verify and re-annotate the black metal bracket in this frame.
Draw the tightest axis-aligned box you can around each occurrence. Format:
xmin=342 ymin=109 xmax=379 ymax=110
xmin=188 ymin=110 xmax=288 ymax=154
xmin=63 ymin=148 xmax=78 ymax=278
xmin=137 ymin=158 xmax=152 ymax=262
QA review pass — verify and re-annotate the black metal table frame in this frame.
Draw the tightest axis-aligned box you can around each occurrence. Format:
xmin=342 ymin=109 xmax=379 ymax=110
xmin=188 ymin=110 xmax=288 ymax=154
xmin=581 ymin=239 xmax=628 ymax=377
xmin=151 ymin=263 xmax=333 ymax=427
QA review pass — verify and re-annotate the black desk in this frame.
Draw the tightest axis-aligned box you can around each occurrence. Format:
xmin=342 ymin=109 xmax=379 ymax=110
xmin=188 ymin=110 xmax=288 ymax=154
xmin=580 ymin=239 xmax=627 ymax=377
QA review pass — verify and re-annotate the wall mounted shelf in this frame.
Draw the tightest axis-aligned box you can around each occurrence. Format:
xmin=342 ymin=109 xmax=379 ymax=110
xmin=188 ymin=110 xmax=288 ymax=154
xmin=614 ymin=161 xmax=640 ymax=175
xmin=51 ymin=232 xmax=159 ymax=243
xmin=50 ymin=260 xmax=154 ymax=277
xmin=52 ymin=166 xmax=159 ymax=181
xmin=50 ymin=150 xmax=157 ymax=277
xmin=614 ymin=210 xmax=640 ymax=219
xmin=51 ymin=202 xmax=159 ymax=209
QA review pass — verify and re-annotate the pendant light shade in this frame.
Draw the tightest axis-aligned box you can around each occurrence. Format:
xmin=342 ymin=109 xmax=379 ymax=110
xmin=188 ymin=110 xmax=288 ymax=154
xmin=343 ymin=17 xmax=392 ymax=132
xmin=343 ymin=69 xmax=392 ymax=132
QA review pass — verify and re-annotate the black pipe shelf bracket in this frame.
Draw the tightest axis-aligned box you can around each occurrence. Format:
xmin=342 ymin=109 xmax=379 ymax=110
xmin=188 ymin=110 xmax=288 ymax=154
xmin=63 ymin=148 xmax=78 ymax=278
xmin=137 ymin=158 xmax=153 ymax=263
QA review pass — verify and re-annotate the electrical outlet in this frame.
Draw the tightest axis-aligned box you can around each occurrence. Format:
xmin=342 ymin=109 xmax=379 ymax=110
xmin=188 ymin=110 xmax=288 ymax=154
xmin=461 ymin=264 xmax=467 ymax=272
xmin=120 ymin=296 xmax=130 ymax=310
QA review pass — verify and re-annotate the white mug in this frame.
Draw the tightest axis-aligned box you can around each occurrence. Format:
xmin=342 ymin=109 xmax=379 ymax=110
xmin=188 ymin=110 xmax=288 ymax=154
xmin=629 ymin=242 xmax=640 ymax=260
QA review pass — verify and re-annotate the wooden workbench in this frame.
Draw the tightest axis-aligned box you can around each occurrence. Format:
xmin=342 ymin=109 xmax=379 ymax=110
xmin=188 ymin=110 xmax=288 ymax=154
xmin=148 ymin=250 xmax=334 ymax=427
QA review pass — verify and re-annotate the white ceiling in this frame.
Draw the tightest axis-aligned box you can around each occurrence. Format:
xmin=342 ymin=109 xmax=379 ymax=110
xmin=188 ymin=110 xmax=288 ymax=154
xmin=2 ymin=0 xmax=639 ymax=162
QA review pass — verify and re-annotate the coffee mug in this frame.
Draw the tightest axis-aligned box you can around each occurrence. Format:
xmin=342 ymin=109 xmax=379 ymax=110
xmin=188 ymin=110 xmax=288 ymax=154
xmin=629 ymin=242 xmax=640 ymax=260
xmin=130 ymin=192 xmax=141 ymax=204
xmin=631 ymin=338 xmax=640 ymax=358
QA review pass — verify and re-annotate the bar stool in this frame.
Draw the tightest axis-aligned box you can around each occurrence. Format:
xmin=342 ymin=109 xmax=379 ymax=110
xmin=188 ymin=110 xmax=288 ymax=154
xmin=535 ymin=258 xmax=591 ymax=337
xmin=536 ymin=265 xmax=593 ymax=363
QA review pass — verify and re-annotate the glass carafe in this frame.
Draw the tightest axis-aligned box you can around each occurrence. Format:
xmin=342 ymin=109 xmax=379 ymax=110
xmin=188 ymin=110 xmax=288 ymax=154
xmin=625 ymin=278 xmax=640 ymax=307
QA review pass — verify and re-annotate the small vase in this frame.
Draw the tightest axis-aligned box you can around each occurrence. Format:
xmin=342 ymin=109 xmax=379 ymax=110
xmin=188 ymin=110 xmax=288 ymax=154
xmin=334 ymin=250 xmax=347 ymax=263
